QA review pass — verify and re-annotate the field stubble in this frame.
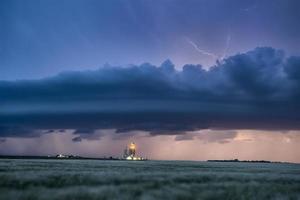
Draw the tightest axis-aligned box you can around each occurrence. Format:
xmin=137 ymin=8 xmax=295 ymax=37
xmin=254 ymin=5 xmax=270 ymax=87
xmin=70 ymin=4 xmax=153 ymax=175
xmin=0 ymin=159 xmax=299 ymax=200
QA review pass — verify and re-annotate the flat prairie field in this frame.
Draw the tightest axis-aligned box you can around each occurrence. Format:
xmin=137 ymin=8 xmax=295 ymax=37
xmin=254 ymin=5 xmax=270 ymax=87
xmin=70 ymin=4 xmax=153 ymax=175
xmin=0 ymin=159 xmax=299 ymax=200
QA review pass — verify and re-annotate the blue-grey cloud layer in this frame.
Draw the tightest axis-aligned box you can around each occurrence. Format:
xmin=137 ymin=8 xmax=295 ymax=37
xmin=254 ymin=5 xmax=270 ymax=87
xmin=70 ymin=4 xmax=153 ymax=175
xmin=1 ymin=47 xmax=300 ymax=138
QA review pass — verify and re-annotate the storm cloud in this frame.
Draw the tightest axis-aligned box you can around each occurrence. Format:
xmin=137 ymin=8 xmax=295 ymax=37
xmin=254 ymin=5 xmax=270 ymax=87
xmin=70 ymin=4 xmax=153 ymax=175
xmin=1 ymin=47 xmax=300 ymax=139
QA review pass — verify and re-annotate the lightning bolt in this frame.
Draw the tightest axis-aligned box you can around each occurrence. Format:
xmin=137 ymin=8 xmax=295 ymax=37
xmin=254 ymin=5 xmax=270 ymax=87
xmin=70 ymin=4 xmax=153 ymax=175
xmin=220 ymin=31 xmax=231 ymax=60
xmin=185 ymin=37 xmax=218 ymax=59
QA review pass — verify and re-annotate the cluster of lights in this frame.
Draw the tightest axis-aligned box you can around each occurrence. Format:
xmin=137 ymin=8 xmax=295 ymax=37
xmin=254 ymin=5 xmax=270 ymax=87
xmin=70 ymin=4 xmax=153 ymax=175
xmin=126 ymin=156 xmax=143 ymax=160
xmin=123 ymin=142 xmax=145 ymax=161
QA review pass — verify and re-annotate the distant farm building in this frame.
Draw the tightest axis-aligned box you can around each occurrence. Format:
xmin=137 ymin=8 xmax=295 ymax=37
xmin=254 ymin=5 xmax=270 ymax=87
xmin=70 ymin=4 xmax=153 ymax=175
xmin=123 ymin=142 xmax=145 ymax=160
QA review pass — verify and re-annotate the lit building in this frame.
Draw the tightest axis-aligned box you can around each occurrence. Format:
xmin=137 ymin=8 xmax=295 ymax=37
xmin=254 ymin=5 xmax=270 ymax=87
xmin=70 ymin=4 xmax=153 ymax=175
xmin=128 ymin=142 xmax=136 ymax=157
xmin=123 ymin=142 xmax=144 ymax=160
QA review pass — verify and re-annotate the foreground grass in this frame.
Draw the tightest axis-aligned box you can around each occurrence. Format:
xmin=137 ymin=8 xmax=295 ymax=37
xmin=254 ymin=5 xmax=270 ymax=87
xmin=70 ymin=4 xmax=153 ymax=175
xmin=0 ymin=159 xmax=299 ymax=200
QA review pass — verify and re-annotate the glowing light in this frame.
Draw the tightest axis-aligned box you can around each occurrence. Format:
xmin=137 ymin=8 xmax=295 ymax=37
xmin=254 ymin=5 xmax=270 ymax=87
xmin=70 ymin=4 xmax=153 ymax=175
xmin=126 ymin=156 xmax=133 ymax=160
xmin=129 ymin=142 xmax=136 ymax=150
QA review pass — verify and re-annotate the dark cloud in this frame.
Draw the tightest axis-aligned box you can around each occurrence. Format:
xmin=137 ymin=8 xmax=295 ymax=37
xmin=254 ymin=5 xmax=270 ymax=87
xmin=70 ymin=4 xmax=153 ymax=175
xmin=74 ymin=129 xmax=95 ymax=135
xmin=0 ymin=126 xmax=41 ymax=138
xmin=72 ymin=129 xmax=106 ymax=142
xmin=285 ymin=56 xmax=300 ymax=81
xmin=1 ymin=47 xmax=300 ymax=139
xmin=174 ymin=134 xmax=195 ymax=141
xmin=72 ymin=136 xmax=82 ymax=143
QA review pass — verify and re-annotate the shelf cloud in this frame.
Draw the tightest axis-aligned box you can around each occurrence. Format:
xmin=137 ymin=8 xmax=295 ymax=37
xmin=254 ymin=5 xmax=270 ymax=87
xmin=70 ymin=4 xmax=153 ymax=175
xmin=1 ymin=47 xmax=300 ymax=139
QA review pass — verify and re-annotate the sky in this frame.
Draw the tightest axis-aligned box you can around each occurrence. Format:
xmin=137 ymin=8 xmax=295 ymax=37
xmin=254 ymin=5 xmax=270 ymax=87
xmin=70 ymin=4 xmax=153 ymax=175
xmin=0 ymin=0 xmax=300 ymax=162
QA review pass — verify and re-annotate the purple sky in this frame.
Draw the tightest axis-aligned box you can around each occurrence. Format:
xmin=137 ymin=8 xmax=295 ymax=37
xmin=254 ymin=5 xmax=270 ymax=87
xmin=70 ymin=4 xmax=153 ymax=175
xmin=1 ymin=0 xmax=299 ymax=80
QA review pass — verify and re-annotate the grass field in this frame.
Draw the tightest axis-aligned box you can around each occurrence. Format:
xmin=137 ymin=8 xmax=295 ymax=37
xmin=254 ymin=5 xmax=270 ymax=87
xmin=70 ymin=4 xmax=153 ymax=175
xmin=0 ymin=159 xmax=299 ymax=200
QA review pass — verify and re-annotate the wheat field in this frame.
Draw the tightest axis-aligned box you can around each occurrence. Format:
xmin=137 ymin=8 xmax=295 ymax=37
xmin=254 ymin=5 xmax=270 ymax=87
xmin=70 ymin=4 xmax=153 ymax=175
xmin=0 ymin=159 xmax=299 ymax=200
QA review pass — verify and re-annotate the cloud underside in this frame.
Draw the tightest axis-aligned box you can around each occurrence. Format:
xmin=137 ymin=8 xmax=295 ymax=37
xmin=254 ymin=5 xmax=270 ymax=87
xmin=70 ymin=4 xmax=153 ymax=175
xmin=1 ymin=47 xmax=300 ymax=139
